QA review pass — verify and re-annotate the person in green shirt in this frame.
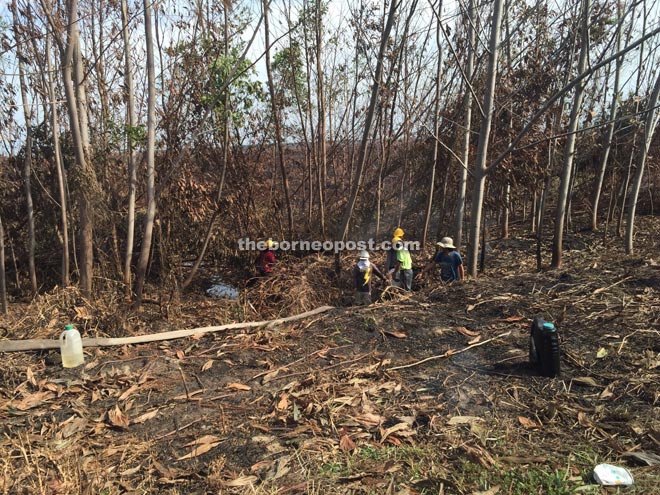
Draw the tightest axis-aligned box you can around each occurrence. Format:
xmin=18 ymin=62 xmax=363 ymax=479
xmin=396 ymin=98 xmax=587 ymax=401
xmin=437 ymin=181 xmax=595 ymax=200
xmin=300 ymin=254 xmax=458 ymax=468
xmin=385 ymin=227 xmax=405 ymax=287
xmin=391 ymin=236 xmax=413 ymax=291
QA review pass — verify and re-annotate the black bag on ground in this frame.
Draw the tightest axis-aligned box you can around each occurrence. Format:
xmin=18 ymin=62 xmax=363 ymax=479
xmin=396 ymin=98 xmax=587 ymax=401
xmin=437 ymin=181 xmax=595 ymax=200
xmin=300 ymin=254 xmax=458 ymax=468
xmin=529 ymin=317 xmax=560 ymax=377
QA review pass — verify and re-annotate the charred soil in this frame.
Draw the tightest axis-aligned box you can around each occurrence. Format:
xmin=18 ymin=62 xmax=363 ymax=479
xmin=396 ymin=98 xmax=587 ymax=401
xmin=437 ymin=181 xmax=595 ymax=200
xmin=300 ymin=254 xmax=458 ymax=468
xmin=1 ymin=217 xmax=659 ymax=494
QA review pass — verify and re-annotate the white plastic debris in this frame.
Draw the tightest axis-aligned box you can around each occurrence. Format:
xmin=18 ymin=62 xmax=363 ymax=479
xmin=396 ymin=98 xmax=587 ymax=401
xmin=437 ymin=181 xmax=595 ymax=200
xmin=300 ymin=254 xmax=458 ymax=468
xmin=206 ymin=282 xmax=239 ymax=300
xmin=593 ymin=463 xmax=634 ymax=486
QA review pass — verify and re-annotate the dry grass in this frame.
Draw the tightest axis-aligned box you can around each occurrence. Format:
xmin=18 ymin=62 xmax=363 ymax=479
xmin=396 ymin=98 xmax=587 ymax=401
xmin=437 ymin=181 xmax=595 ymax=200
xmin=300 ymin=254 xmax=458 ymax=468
xmin=0 ymin=217 xmax=659 ymax=494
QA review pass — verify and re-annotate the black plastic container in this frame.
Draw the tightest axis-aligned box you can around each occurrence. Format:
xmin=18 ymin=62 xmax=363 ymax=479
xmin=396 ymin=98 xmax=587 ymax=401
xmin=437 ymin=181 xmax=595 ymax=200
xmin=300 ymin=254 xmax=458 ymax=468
xmin=529 ymin=317 xmax=560 ymax=377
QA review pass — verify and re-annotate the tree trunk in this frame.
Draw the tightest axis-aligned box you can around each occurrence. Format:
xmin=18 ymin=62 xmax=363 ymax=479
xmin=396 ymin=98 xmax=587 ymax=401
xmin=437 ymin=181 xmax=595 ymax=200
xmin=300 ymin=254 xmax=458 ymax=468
xmin=12 ymin=0 xmax=38 ymax=295
xmin=315 ymin=1 xmax=327 ymax=236
xmin=121 ymin=0 xmax=138 ymax=297
xmin=133 ymin=0 xmax=157 ymax=305
xmin=466 ymin=0 xmax=504 ymax=278
xmin=591 ymin=2 xmax=624 ymax=231
xmin=337 ymin=0 xmax=400 ymax=242
xmin=0 ymin=214 xmax=7 ymax=314
xmin=422 ymin=0 xmax=444 ymax=249
xmin=551 ymin=0 xmax=590 ymax=269
xmin=501 ymin=183 xmax=510 ymax=239
xmin=181 ymin=9 xmax=231 ymax=290
xmin=625 ymin=70 xmax=660 ymax=253
xmin=454 ymin=0 xmax=475 ymax=251
xmin=263 ymin=0 xmax=294 ymax=239
xmin=41 ymin=0 xmax=95 ymax=296
xmin=45 ymin=34 xmax=70 ymax=288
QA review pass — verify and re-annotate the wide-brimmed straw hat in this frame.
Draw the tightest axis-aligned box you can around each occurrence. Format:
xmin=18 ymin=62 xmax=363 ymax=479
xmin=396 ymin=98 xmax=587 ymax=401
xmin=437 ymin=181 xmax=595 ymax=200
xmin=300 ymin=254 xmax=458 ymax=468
xmin=436 ymin=236 xmax=456 ymax=249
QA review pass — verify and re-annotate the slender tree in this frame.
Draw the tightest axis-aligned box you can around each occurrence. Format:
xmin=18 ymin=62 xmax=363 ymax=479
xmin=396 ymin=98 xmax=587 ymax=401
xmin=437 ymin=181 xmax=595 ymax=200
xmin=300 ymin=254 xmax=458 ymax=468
xmin=337 ymin=0 xmax=400 ymax=242
xmin=45 ymin=33 xmax=70 ymax=288
xmin=466 ymin=0 xmax=504 ymax=278
xmin=263 ymin=0 xmax=294 ymax=238
xmin=41 ymin=0 xmax=96 ymax=296
xmin=121 ymin=0 xmax=138 ymax=296
xmin=625 ymin=69 xmax=660 ymax=253
xmin=551 ymin=0 xmax=590 ymax=269
xmin=0 ymin=213 xmax=6 ymax=314
xmin=133 ymin=0 xmax=157 ymax=305
xmin=591 ymin=1 xmax=625 ymax=231
xmin=12 ymin=0 xmax=38 ymax=295
xmin=454 ymin=0 xmax=475 ymax=251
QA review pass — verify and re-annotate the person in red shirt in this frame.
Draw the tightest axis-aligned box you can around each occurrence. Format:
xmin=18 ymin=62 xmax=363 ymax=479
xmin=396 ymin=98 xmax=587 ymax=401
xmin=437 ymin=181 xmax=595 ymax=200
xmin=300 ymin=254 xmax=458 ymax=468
xmin=256 ymin=239 xmax=278 ymax=276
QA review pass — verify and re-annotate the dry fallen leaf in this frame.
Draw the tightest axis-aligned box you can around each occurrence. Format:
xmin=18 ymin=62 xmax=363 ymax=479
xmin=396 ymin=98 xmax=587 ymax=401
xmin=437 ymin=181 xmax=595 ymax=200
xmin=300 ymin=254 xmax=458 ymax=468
xmin=222 ymin=475 xmax=258 ymax=487
xmin=177 ymin=441 xmax=221 ymax=460
xmin=276 ymin=393 xmax=289 ymax=411
xmin=184 ymin=435 xmax=223 ymax=447
xmin=120 ymin=464 xmax=141 ymax=477
xmin=176 ymin=350 xmax=185 ymax=360
xmin=448 ymin=416 xmax=484 ymax=426
xmin=384 ymin=330 xmax=407 ymax=339
xmin=13 ymin=391 xmax=56 ymax=410
xmin=577 ymin=412 xmax=592 ymax=427
xmin=518 ymin=416 xmax=542 ymax=430
xmin=455 ymin=327 xmax=481 ymax=337
xmin=599 ymin=386 xmax=614 ymax=400
xmin=26 ymin=367 xmax=37 ymax=387
xmin=339 ymin=434 xmax=356 ymax=452
xmin=261 ymin=369 xmax=280 ymax=384
xmin=353 ymin=412 xmax=386 ymax=428
xmin=74 ymin=306 xmax=91 ymax=320
xmin=380 ymin=422 xmax=409 ymax=443
xmin=118 ymin=384 xmax=140 ymax=401
xmin=499 ymin=315 xmax=524 ymax=322
xmin=201 ymin=360 xmax=214 ymax=372
xmin=108 ymin=405 xmax=130 ymax=428
xmin=58 ymin=417 xmax=88 ymax=439
xmin=131 ymin=409 xmax=159 ymax=424
xmin=572 ymin=376 xmax=600 ymax=387
xmin=226 ymin=382 xmax=251 ymax=391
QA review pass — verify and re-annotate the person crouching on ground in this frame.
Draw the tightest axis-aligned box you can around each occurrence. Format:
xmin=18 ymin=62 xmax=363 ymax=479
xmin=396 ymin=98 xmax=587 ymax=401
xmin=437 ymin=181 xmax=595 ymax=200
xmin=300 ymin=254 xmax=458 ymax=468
xmin=256 ymin=238 xmax=278 ymax=276
xmin=391 ymin=237 xmax=413 ymax=291
xmin=354 ymin=250 xmax=386 ymax=305
xmin=416 ymin=236 xmax=464 ymax=283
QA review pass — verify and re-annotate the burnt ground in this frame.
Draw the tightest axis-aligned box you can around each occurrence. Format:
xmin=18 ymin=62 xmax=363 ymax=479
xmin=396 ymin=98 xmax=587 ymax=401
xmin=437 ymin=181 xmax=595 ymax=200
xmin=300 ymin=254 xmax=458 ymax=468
xmin=1 ymin=217 xmax=659 ymax=494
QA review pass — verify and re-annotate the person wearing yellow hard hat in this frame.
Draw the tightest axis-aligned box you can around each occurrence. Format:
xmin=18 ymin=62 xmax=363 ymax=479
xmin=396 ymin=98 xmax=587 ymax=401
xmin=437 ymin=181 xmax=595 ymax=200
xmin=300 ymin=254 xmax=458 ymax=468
xmin=385 ymin=227 xmax=405 ymax=285
xmin=390 ymin=236 xmax=413 ymax=291
xmin=416 ymin=236 xmax=464 ymax=283
xmin=256 ymin=238 xmax=278 ymax=276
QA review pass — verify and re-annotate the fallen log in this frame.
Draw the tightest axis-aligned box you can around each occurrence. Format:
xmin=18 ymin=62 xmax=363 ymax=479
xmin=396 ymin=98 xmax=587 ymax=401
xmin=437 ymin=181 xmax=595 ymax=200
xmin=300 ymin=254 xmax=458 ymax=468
xmin=0 ymin=306 xmax=335 ymax=353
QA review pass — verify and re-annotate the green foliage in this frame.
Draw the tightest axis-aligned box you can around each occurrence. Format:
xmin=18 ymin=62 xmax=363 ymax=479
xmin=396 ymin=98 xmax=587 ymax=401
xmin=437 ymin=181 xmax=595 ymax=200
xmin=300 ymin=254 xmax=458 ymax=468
xmin=272 ymin=41 xmax=307 ymax=108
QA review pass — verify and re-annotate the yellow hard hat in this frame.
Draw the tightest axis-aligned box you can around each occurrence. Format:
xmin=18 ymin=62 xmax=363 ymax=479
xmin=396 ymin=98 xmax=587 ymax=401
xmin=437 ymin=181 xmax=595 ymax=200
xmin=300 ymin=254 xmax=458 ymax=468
xmin=392 ymin=236 xmax=402 ymax=243
xmin=393 ymin=227 xmax=404 ymax=237
xmin=265 ymin=239 xmax=275 ymax=248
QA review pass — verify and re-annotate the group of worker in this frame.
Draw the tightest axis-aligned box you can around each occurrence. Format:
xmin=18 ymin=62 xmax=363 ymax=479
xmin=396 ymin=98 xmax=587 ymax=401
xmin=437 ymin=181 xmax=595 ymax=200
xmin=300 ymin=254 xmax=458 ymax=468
xmin=254 ymin=227 xmax=464 ymax=306
xmin=353 ymin=227 xmax=465 ymax=305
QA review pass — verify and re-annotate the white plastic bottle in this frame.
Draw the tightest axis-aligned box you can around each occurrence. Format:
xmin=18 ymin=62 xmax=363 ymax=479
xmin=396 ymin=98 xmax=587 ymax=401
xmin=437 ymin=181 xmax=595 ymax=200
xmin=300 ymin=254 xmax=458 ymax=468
xmin=60 ymin=324 xmax=84 ymax=368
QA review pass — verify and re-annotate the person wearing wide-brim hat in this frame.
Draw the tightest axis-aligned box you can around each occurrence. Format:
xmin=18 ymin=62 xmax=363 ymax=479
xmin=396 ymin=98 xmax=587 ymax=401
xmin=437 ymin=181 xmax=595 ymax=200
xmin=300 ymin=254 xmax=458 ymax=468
xmin=416 ymin=236 xmax=464 ymax=283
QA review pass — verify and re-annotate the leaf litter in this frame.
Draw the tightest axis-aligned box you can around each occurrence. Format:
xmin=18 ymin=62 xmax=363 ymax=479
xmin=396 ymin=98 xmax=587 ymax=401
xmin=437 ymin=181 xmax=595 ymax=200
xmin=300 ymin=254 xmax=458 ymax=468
xmin=0 ymin=218 xmax=659 ymax=493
